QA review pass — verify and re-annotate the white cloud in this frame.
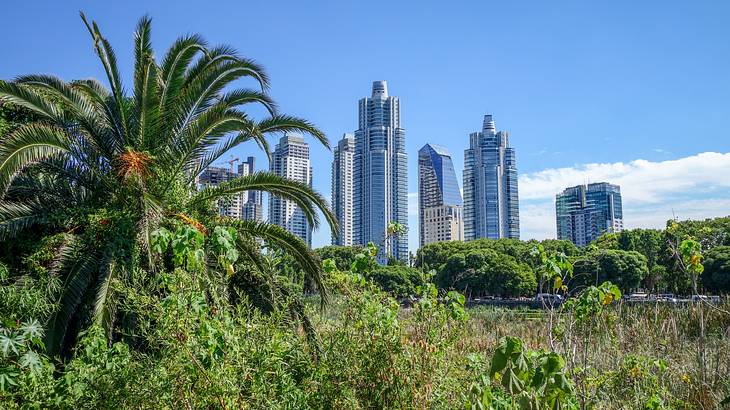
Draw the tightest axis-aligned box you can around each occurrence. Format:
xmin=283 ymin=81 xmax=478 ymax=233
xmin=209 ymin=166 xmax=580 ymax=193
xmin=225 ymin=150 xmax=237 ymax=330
xmin=519 ymin=152 xmax=730 ymax=203
xmin=519 ymin=152 xmax=730 ymax=239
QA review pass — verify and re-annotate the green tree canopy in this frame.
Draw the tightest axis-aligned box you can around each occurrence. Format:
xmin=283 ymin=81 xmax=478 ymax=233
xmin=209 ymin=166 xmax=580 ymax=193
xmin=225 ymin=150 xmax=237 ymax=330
xmin=434 ymin=249 xmax=536 ymax=298
xmin=573 ymin=250 xmax=648 ymax=293
xmin=367 ymin=265 xmax=425 ymax=298
xmin=702 ymin=246 xmax=730 ymax=293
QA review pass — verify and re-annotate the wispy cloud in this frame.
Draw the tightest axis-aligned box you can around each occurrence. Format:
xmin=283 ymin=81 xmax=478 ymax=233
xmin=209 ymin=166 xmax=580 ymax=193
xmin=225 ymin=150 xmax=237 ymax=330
xmin=519 ymin=152 xmax=730 ymax=239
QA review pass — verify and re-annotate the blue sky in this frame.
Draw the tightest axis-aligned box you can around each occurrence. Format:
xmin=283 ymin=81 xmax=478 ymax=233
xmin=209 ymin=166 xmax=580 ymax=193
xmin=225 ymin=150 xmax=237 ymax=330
xmin=2 ymin=1 xmax=730 ymax=251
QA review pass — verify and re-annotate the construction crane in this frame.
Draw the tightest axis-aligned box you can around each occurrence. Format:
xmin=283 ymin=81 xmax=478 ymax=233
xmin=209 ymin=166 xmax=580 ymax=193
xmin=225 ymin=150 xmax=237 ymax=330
xmin=225 ymin=157 xmax=240 ymax=173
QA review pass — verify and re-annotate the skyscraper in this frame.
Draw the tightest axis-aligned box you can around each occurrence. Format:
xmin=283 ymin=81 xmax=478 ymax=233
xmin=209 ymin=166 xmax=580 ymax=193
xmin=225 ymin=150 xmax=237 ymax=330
xmin=353 ymin=81 xmax=408 ymax=262
xmin=197 ymin=166 xmax=241 ymax=219
xmin=463 ymin=114 xmax=520 ymax=240
xmin=556 ymin=182 xmax=624 ymax=247
xmin=237 ymin=156 xmax=263 ymax=222
xmin=418 ymin=144 xmax=464 ymax=247
xmin=331 ymin=133 xmax=355 ymax=246
xmin=269 ymin=134 xmax=313 ymax=246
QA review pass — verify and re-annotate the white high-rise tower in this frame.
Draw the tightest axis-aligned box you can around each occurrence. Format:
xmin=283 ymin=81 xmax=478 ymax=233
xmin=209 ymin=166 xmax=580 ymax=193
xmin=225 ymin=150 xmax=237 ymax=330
xmin=269 ymin=134 xmax=313 ymax=246
xmin=331 ymin=133 xmax=355 ymax=246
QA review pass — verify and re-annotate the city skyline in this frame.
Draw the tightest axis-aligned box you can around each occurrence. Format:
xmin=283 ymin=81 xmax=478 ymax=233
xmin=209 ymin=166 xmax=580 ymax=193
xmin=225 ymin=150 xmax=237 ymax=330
xmin=5 ymin=2 xmax=729 ymax=252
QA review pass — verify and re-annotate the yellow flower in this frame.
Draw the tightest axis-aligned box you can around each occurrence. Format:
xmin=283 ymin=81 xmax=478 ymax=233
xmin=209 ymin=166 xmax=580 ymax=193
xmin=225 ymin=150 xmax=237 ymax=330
xmin=681 ymin=374 xmax=691 ymax=383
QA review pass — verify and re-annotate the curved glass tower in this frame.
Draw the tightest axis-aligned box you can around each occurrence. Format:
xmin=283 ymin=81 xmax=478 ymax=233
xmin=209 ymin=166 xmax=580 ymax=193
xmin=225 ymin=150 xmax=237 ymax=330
xmin=418 ymin=144 xmax=464 ymax=247
xmin=463 ymin=114 xmax=520 ymax=240
xmin=353 ymin=81 xmax=408 ymax=263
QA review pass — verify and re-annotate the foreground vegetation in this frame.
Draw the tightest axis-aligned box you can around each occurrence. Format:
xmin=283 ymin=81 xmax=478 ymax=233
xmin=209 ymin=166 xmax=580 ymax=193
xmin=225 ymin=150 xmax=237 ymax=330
xmin=1 ymin=13 xmax=729 ymax=409
xmin=2 ymin=252 xmax=729 ymax=408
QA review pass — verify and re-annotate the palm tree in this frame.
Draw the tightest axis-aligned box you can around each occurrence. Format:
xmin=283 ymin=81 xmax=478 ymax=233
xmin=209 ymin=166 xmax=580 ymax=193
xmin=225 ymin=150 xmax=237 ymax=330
xmin=0 ymin=14 xmax=336 ymax=355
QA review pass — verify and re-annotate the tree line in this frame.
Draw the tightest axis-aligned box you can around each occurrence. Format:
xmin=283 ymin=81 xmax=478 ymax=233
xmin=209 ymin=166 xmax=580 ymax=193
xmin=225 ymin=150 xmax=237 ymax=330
xmin=308 ymin=216 xmax=730 ymax=298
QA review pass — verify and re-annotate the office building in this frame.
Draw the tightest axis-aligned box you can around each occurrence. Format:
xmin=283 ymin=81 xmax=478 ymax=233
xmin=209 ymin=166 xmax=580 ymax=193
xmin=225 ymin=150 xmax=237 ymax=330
xmin=237 ymin=156 xmax=263 ymax=222
xmin=331 ymin=134 xmax=355 ymax=246
xmin=463 ymin=114 xmax=520 ymax=240
xmin=418 ymin=144 xmax=464 ymax=246
xmin=353 ymin=81 xmax=408 ymax=262
xmin=197 ymin=166 xmax=241 ymax=219
xmin=269 ymin=134 xmax=313 ymax=246
xmin=556 ymin=182 xmax=623 ymax=247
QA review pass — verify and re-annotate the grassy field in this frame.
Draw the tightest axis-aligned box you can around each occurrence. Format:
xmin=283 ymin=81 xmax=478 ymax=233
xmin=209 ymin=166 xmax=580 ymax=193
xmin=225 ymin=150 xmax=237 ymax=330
xmin=310 ymin=294 xmax=730 ymax=409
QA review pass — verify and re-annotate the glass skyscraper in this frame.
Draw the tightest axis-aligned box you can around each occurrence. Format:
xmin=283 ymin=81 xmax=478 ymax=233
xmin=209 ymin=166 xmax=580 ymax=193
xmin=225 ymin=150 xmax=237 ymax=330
xmin=269 ymin=134 xmax=313 ymax=247
xmin=418 ymin=144 xmax=464 ymax=247
xmin=353 ymin=81 xmax=408 ymax=263
xmin=463 ymin=114 xmax=520 ymax=240
xmin=556 ymin=182 xmax=623 ymax=247
xmin=331 ymin=133 xmax=355 ymax=246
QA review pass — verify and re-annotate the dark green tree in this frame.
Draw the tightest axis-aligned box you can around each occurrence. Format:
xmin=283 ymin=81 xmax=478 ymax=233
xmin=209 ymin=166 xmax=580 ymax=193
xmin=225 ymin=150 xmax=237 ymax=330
xmin=702 ymin=246 xmax=730 ymax=293
xmin=367 ymin=265 xmax=425 ymax=298
xmin=595 ymin=250 xmax=649 ymax=293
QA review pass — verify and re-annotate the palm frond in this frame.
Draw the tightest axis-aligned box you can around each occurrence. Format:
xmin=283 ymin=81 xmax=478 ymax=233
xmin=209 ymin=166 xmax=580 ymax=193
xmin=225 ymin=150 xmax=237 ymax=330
xmin=157 ymin=35 xmax=207 ymax=136
xmin=131 ymin=15 xmax=160 ymax=150
xmin=0 ymin=123 xmax=72 ymax=193
xmin=185 ymin=126 xmax=268 ymax=186
xmin=92 ymin=258 xmax=117 ymax=340
xmin=189 ymin=172 xmax=338 ymax=236
xmin=80 ymin=12 xmax=129 ymax=144
xmin=228 ymin=219 xmax=328 ymax=307
xmin=0 ymin=200 xmax=51 ymax=240
xmin=45 ymin=247 xmax=100 ymax=356
xmin=256 ymin=115 xmax=330 ymax=150
xmin=0 ymin=80 xmax=65 ymax=124
xmin=183 ymin=45 xmax=268 ymax=91
xmin=15 ymin=74 xmax=119 ymax=158
xmin=171 ymin=59 xmax=270 ymax=141
xmin=219 ymin=89 xmax=277 ymax=115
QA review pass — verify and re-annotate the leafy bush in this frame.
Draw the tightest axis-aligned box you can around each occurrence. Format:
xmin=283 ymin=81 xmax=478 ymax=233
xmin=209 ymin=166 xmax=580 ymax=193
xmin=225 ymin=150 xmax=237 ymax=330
xmin=465 ymin=336 xmax=576 ymax=409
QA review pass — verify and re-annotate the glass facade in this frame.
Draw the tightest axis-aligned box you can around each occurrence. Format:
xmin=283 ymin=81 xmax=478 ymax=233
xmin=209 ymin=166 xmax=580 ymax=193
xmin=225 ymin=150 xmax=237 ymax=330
xmin=269 ymin=134 xmax=313 ymax=247
xmin=353 ymin=81 xmax=408 ymax=263
xmin=555 ymin=182 xmax=623 ymax=247
xmin=463 ymin=115 xmax=520 ymax=240
xmin=418 ymin=144 xmax=464 ymax=247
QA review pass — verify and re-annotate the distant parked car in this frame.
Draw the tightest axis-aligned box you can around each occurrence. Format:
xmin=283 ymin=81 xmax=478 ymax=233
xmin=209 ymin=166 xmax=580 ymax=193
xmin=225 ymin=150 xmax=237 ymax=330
xmin=535 ymin=293 xmax=563 ymax=304
xmin=627 ymin=292 xmax=650 ymax=302
xmin=691 ymin=295 xmax=721 ymax=303
xmin=657 ymin=293 xmax=678 ymax=303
